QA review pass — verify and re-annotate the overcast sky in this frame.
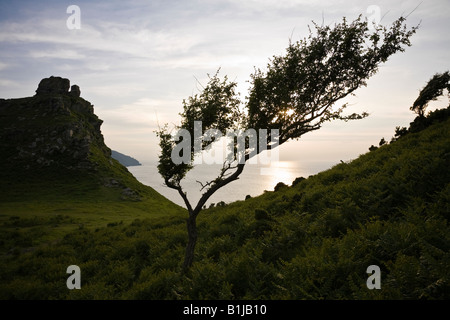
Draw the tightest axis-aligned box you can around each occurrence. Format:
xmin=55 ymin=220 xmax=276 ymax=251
xmin=1 ymin=0 xmax=449 ymax=169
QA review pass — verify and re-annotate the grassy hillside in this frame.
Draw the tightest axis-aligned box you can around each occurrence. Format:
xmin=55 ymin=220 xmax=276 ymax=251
xmin=1 ymin=109 xmax=449 ymax=299
xmin=0 ymin=80 xmax=187 ymax=299
xmin=0 ymin=90 xmax=185 ymax=230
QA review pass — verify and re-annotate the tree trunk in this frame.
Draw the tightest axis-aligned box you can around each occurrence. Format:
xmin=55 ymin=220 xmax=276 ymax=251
xmin=180 ymin=164 xmax=246 ymax=271
xmin=183 ymin=213 xmax=198 ymax=271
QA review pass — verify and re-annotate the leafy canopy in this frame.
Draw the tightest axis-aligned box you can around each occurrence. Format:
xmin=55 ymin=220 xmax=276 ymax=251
xmin=157 ymin=15 xmax=419 ymax=193
xmin=247 ymin=16 xmax=418 ymax=144
xmin=411 ymin=71 xmax=450 ymax=117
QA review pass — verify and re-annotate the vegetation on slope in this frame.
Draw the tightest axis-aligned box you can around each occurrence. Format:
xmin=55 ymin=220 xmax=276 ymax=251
xmin=0 ymin=79 xmax=186 ymax=290
xmin=1 ymin=107 xmax=448 ymax=299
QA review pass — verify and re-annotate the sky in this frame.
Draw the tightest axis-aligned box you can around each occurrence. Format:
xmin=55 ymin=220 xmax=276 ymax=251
xmin=0 ymin=0 xmax=449 ymax=171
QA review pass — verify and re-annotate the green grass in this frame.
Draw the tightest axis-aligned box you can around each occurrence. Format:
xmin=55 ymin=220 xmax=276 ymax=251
xmin=0 ymin=93 xmax=187 ymax=245
xmin=0 ymin=164 xmax=186 ymax=251
xmin=0 ymin=110 xmax=449 ymax=300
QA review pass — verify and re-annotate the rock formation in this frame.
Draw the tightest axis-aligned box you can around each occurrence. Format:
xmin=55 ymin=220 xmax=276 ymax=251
xmin=35 ymin=76 xmax=81 ymax=98
xmin=1 ymin=76 xmax=108 ymax=170
xmin=0 ymin=76 xmax=142 ymax=201
xmin=35 ymin=76 xmax=70 ymax=95
xmin=70 ymin=85 xmax=81 ymax=97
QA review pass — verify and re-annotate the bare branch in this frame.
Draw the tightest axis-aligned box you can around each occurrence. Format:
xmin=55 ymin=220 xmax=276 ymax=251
xmin=164 ymin=177 xmax=194 ymax=214
xmin=196 ymin=160 xmax=240 ymax=191
xmin=192 ymin=163 xmax=246 ymax=215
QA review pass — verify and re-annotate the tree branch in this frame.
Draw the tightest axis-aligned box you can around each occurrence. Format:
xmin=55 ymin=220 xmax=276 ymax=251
xmin=192 ymin=163 xmax=246 ymax=216
xmin=196 ymin=161 xmax=239 ymax=191
xmin=164 ymin=178 xmax=194 ymax=214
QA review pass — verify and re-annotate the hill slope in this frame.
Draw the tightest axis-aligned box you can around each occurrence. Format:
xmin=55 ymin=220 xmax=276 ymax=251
xmin=0 ymin=77 xmax=138 ymax=200
xmin=0 ymin=89 xmax=448 ymax=299
xmin=0 ymin=76 xmax=184 ymax=243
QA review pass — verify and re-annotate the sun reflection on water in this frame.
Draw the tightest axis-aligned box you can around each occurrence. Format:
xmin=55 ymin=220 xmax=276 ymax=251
xmin=128 ymin=160 xmax=311 ymax=207
xmin=262 ymin=160 xmax=298 ymax=191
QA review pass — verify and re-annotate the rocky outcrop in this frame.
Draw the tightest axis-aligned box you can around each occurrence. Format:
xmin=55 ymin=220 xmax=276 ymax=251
xmin=35 ymin=76 xmax=70 ymax=95
xmin=1 ymin=77 xmax=109 ymax=171
xmin=70 ymin=85 xmax=81 ymax=98
xmin=35 ymin=76 xmax=81 ymax=97
xmin=0 ymin=76 xmax=144 ymax=201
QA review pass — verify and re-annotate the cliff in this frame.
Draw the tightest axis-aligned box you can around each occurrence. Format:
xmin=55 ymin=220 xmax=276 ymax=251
xmin=0 ymin=76 xmax=142 ymax=201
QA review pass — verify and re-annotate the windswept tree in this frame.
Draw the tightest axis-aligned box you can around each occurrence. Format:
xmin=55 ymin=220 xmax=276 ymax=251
xmin=411 ymin=71 xmax=450 ymax=117
xmin=156 ymin=15 xmax=419 ymax=270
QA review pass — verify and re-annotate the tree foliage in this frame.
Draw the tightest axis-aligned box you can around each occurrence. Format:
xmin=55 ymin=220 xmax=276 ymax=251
xmin=247 ymin=16 xmax=418 ymax=144
xmin=411 ymin=71 xmax=450 ymax=117
xmin=156 ymin=14 xmax=419 ymax=269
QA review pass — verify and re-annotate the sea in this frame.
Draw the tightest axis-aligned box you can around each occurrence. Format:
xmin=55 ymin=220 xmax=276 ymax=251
xmin=128 ymin=159 xmax=335 ymax=208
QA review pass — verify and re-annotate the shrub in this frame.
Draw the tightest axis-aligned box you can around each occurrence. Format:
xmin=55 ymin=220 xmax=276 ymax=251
xmin=292 ymin=177 xmax=305 ymax=186
xmin=274 ymin=182 xmax=288 ymax=192
xmin=217 ymin=201 xmax=226 ymax=207
xmin=132 ymin=269 xmax=181 ymax=299
xmin=186 ymin=260 xmax=232 ymax=299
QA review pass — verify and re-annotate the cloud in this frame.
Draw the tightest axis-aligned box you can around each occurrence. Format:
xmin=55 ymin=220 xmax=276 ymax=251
xmin=0 ymin=62 xmax=9 ymax=70
xmin=1 ymin=0 xmax=449 ymax=164
xmin=29 ymin=49 xmax=87 ymax=59
xmin=0 ymin=18 xmax=194 ymax=59
xmin=98 ymin=97 xmax=181 ymax=129
xmin=0 ymin=79 xmax=21 ymax=87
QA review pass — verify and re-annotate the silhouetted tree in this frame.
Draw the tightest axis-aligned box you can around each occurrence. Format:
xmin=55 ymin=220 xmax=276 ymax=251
xmin=156 ymin=15 xmax=419 ymax=270
xmin=411 ymin=71 xmax=450 ymax=117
